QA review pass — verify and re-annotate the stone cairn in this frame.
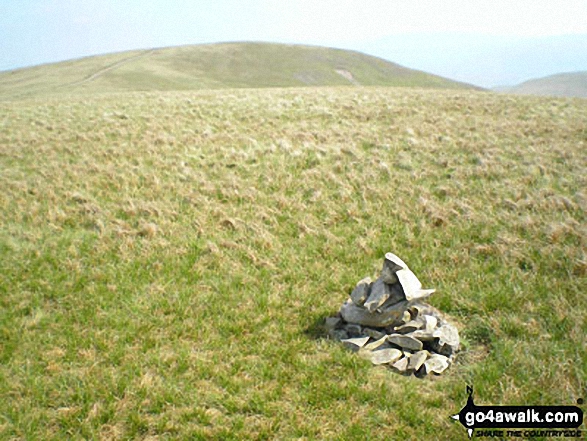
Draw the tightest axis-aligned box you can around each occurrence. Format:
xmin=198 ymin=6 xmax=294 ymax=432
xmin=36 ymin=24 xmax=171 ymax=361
xmin=326 ymin=252 xmax=459 ymax=377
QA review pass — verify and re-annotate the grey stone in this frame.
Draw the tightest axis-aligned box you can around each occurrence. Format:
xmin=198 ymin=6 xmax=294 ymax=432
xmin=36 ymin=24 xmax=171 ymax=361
xmin=364 ymin=348 xmax=402 ymax=365
xmin=408 ymin=350 xmax=429 ymax=371
xmin=380 ymin=253 xmax=407 ymax=284
xmin=340 ymin=299 xmax=409 ymax=328
xmin=424 ymin=354 xmax=450 ymax=374
xmin=408 ymin=302 xmax=441 ymax=319
xmin=391 ymin=356 xmax=409 ymax=373
xmin=410 ymin=329 xmax=436 ymax=342
xmin=363 ymin=278 xmax=392 ymax=312
xmin=344 ymin=323 xmax=363 ymax=337
xmin=388 ymin=334 xmax=424 ymax=351
xmin=364 ymin=336 xmax=390 ymax=351
xmin=324 ymin=316 xmax=342 ymax=331
xmin=350 ymin=277 xmax=371 ymax=306
xmin=341 ymin=336 xmax=370 ymax=351
xmin=377 ymin=283 xmax=406 ymax=310
xmin=328 ymin=328 xmax=348 ymax=340
xmin=363 ymin=328 xmax=386 ymax=340
xmin=395 ymin=317 xmax=425 ymax=334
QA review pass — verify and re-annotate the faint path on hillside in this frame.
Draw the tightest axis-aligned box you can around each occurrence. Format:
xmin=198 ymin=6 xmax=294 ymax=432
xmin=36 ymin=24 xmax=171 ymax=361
xmin=67 ymin=49 xmax=156 ymax=89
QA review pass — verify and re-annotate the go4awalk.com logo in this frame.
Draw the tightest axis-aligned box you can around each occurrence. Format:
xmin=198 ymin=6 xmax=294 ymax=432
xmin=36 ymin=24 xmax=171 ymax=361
xmin=451 ymin=386 xmax=584 ymax=438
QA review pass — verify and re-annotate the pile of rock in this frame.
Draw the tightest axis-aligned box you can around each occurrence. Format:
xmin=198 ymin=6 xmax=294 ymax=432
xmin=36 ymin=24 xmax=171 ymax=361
xmin=326 ymin=252 xmax=459 ymax=377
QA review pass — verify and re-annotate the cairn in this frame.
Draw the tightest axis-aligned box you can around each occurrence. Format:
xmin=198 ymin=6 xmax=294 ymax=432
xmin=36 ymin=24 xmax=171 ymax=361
xmin=326 ymin=252 xmax=459 ymax=377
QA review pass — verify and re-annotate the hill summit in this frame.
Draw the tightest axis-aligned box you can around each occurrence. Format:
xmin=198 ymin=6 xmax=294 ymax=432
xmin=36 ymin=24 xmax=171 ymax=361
xmin=0 ymin=42 xmax=477 ymax=100
xmin=496 ymin=71 xmax=587 ymax=98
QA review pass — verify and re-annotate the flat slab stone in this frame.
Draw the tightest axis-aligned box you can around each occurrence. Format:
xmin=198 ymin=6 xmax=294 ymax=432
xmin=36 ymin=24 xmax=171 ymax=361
xmin=363 ymin=328 xmax=386 ymax=340
xmin=341 ymin=336 xmax=370 ymax=351
xmin=396 ymin=268 xmax=435 ymax=301
xmin=350 ymin=277 xmax=371 ymax=306
xmin=408 ymin=350 xmax=429 ymax=371
xmin=364 ymin=336 xmax=389 ymax=351
xmin=395 ymin=317 xmax=425 ymax=334
xmin=388 ymin=334 xmax=424 ymax=351
xmin=365 ymin=348 xmax=402 ymax=365
xmin=340 ymin=300 xmax=409 ymax=328
xmin=424 ymin=354 xmax=450 ymax=374
xmin=410 ymin=329 xmax=436 ymax=341
xmin=380 ymin=253 xmax=408 ymax=284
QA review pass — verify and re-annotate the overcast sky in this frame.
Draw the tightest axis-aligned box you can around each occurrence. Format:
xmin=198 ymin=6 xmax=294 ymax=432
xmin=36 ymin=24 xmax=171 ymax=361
xmin=2 ymin=1 xmax=587 ymax=87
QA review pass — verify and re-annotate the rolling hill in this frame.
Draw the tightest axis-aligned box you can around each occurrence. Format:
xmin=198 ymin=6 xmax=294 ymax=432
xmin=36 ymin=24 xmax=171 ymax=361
xmin=0 ymin=42 xmax=478 ymax=100
xmin=496 ymin=71 xmax=587 ymax=98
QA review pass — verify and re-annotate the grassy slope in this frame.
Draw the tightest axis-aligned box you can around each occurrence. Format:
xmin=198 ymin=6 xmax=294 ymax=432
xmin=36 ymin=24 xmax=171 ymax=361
xmin=0 ymin=88 xmax=586 ymax=439
xmin=501 ymin=71 xmax=587 ymax=98
xmin=0 ymin=42 xmax=477 ymax=101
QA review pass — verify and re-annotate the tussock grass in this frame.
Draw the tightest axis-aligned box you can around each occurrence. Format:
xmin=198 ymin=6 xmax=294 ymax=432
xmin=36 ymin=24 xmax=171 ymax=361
xmin=0 ymin=87 xmax=586 ymax=439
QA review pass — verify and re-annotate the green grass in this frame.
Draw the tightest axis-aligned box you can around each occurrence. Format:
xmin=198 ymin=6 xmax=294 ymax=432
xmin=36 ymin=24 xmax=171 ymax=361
xmin=0 ymin=87 xmax=586 ymax=439
xmin=0 ymin=42 xmax=478 ymax=101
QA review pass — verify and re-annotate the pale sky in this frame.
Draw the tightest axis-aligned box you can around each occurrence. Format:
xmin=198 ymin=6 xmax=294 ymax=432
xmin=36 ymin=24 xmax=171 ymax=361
xmin=2 ymin=1 xmax=587 ymax=87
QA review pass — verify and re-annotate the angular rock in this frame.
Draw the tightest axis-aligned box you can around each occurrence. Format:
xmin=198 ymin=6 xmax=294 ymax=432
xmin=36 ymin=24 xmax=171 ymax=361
xmin=431 ymin=324 xmax=459 ymax=357
xmin=364 ymin=336 xmax=389 ymax=351
xmin=423 ymin=354 xmax=450 ymax=374
xmin=410 ymin=329 xmax=436 ymax=342
xmin=377 ymin=283 xmax=406 ymax=310
xmin=433 ymin=324 xmax=459 ymax=348
xmin=340 ymin=299 xmax=409 ymax=328
xmin=341 ymin=336 xmax=370 ymax=351
xmin=380 ymin=253 xmax=408 ymax=284
xmin=408 ymin=350 xmax=429 ymax=371
xmin=363 ymin=328 xmax=386 ymax=340
xmin=408 ymin=302 xmax=440 ymax=319
xmin=422 ymin=314 xmax=438 ymax=332
xmin=364 ymin=278 xmax=392 ymax=312
xmin=388 ymin=334 xmax=424 ymax=351
xmin=364 ymin=348 xmax=402 ymax=365
xmin=395 ymin=317 xmax=425 ymax=334
xmin=350 ymin=277 xmax=371 ymax=306
xmin=397 ymin=268 xmax=435 ymax=301
xmin=391 ymin=356 xmax=409 ymax=373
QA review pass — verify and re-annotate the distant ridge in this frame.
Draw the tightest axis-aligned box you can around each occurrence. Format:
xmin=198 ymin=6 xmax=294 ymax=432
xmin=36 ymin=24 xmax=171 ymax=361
xmin=0 ymin=42 xmax=479 ymax=100
xmin=495 ymin=71 xmax=587 ymax=98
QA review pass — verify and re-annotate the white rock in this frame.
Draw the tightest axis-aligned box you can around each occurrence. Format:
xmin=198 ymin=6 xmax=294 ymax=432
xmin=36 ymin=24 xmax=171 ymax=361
xmin=408 ymin=350 xmax=429 ymax=371
xmin=366 ymin=348 xmax=403 ymax=365
xmin=424 ymin=354 xmax=450 ymax=374
xmin=341 ymin=336 xmax=370 ymax=350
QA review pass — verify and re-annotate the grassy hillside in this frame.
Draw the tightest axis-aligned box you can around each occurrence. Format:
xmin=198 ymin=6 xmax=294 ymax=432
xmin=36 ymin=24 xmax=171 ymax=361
xmin=0 ymin=42 xmax=477 ymax=101
xmin=498 ymin=71 xmax=587 ymax=98
xmin=1 ymin=87 xmax=586 ymax=439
